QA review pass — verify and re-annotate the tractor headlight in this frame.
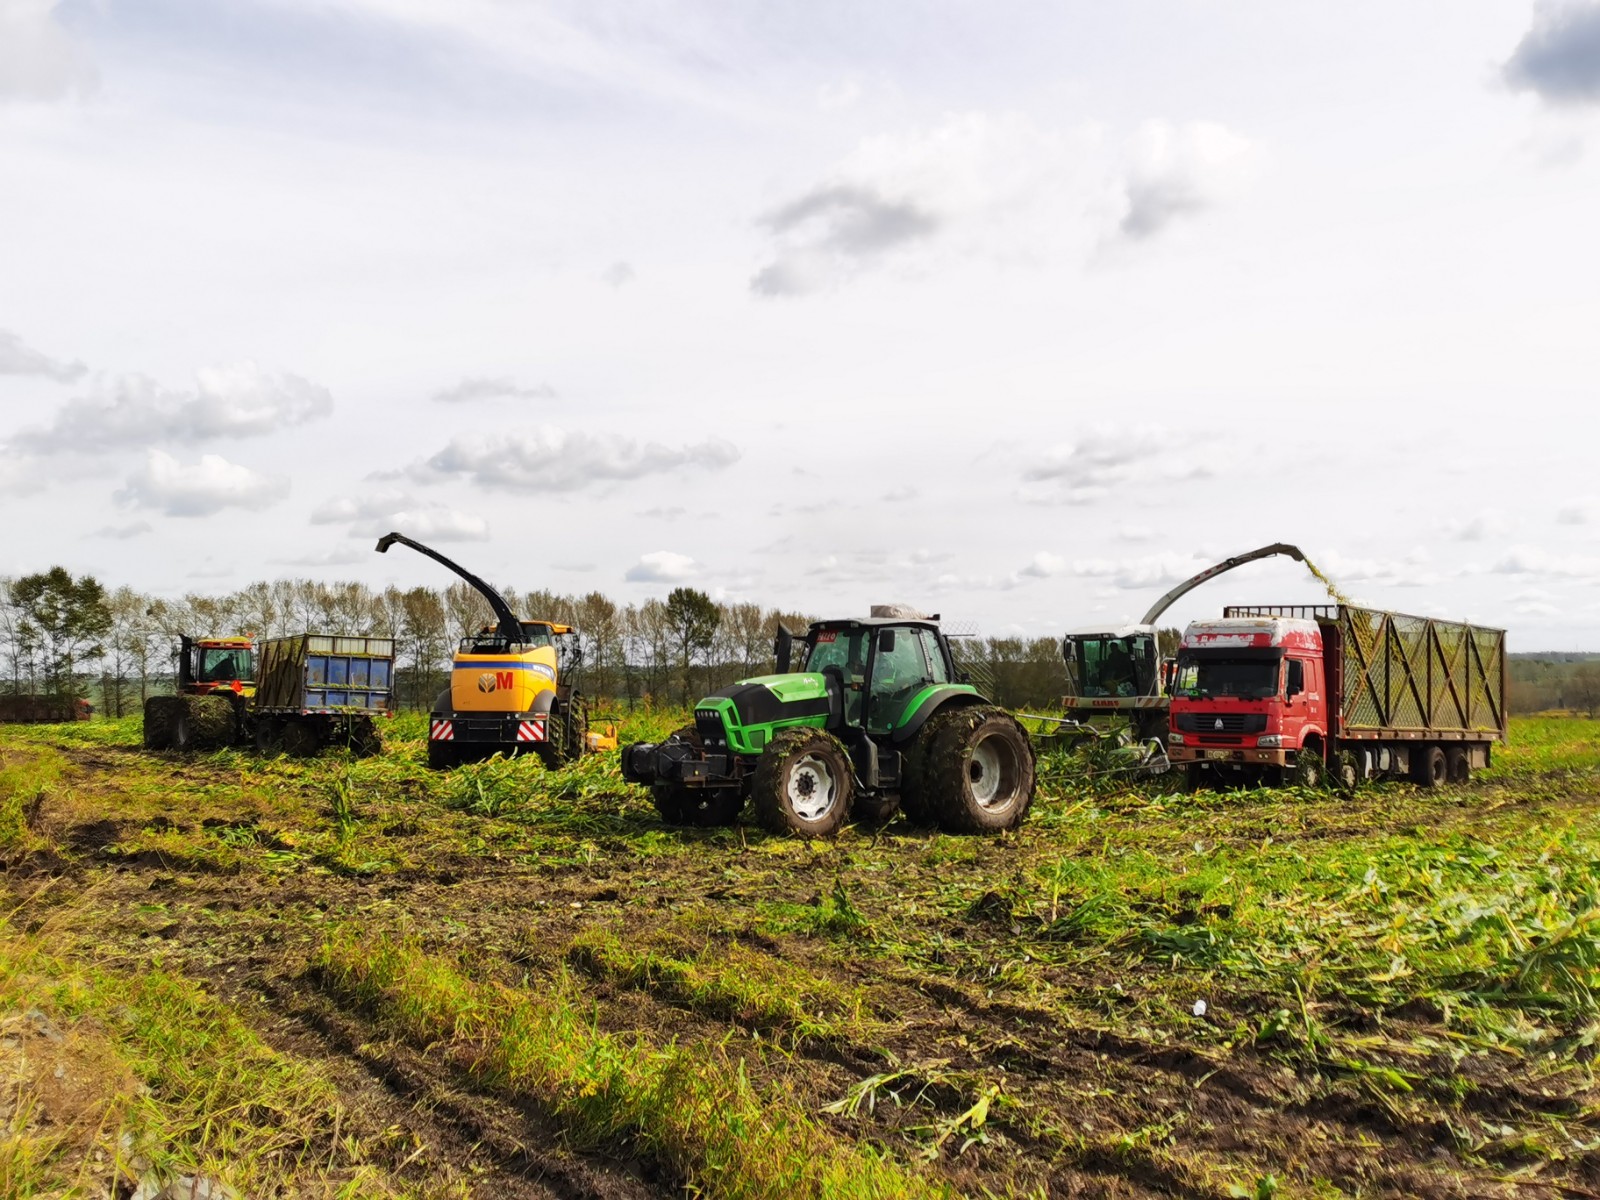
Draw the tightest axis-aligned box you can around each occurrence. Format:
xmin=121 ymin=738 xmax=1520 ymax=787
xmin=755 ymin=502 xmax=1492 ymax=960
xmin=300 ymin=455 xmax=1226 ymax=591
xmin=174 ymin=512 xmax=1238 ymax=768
xmin=1256 ymin=734 xmax=1282 ymax=748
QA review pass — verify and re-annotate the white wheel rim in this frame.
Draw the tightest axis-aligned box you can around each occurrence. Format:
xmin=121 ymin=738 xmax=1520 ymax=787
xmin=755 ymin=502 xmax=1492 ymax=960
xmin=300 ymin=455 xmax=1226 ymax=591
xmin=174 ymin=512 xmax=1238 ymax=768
xmin=969 ymin=734 xmax=1013 ymax=810
xmin=786 ymin=753 xmax=837 ymax=822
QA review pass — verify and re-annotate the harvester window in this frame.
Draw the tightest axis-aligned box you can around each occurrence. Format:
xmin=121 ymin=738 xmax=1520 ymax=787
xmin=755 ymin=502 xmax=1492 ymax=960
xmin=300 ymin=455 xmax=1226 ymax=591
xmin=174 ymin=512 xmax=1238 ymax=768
xmin=1081 ymin=637 xmax=1142 ymax=697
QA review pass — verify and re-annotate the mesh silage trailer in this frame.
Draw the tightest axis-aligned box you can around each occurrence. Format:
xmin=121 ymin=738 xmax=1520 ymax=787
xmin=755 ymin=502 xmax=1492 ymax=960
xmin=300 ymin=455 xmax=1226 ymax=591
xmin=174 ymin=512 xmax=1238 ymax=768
xmin=1225 ymin=604 xmax=1506 ymax=778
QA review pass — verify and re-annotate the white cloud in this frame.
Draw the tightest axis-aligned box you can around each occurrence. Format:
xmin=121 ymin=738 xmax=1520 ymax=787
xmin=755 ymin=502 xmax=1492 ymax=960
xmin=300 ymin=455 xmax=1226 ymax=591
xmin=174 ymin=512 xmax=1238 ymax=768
xmin=1491 ymin=546 xmax=1600 ymax=579
xmin=431 ymin=376 xmax=557 ymax=404
xmin=382 ymin=507 xmax=489 ymax=542
xmin=0 ymin=328 xmax=85 ymax=381
xmin=1504 ymin=1 xmax=1600 ymax=107
xmin=602 ymin=261 xmax=636 ymax=287
xmin=91 ymin=521 xmax=152 ymax=540
xmin=1558 ymin=495 xmax=1599 ymax=524
xmin=625 ymin=550 xmax=698 ymax=583
xmin=1071 ymin=553 xmax=1211 ymax=590
xmin=1441 ymin=511 xmax=1509 ymax=541
xmin=0 ymin=1 xmax=94 ymax=103
xmin=414 ymin=428 xmax=740 ymax=493
xmin=1117 ymin=524 xmax=1157 ymax=542
xmin=114 ymin=451 xmax=289 ymax=517
xmin=14 ymin=363 xmax=334 ymax=452
xmin=311 ymin=489 xmax=412 ymax=525
xmin=1114 ymin=121 xmax=1255 ymax=244
xmin=274 ymin=547 xmax=365 ymax=567
xmin=1017 ymin=551 xmax=1066 ymax=580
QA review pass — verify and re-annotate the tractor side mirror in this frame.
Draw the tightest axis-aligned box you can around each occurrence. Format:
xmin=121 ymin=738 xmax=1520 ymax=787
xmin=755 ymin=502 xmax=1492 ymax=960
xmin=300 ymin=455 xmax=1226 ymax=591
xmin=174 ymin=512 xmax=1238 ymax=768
xmin=774 ymin=623 xmax=794 ymax=674
xmin=877 ymin=629 xmax=896 ymax=654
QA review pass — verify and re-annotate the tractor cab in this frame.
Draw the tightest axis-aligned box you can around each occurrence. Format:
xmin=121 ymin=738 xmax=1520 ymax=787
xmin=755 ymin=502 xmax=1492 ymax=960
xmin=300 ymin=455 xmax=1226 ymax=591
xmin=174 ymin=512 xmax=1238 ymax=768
xmin=178 ymin=637 xmax=255 ymax=696
xmin=788 ymin=618 xmax=955 ymax=735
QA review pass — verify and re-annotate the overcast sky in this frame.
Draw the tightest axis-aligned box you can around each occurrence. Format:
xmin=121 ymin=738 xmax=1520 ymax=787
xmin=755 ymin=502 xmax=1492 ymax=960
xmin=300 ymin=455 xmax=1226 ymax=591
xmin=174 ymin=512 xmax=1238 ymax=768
xmin=3 ymin=1 xmax=1599 ymax=646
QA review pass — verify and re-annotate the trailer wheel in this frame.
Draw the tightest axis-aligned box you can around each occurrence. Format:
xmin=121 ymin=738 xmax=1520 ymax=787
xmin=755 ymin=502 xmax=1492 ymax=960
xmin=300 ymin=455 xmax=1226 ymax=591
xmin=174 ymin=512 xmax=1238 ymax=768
xmin=142 ymin=698 xmax=177 ymax=750
xmin=753 ymin=729 xmax=853 ymax=838
xmin=1445 ymin=746 xmax=1470 ymax=784
xmin=254 ymin=718 xmax=282 ymax=755
xmin=922 ymin=705 xmax=1035 ymax=834
xmin=280 ymin=720 xmax=322 ymax=758
xmin=349 ymin=717 xmax=382 ymax=758
xmin=1413 ymin=745 xmax=1447 ymax=788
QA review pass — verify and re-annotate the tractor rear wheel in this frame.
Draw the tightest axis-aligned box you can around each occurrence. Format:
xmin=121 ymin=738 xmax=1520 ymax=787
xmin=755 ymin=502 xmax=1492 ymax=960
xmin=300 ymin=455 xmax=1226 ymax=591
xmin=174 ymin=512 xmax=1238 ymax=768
xmin=753 ymin=729 xmax=853 ymax=838
xmin=921 ymin=706 xmax=1035 ymax=834
xmin=142 ymin=697 xmax=177 ymax=750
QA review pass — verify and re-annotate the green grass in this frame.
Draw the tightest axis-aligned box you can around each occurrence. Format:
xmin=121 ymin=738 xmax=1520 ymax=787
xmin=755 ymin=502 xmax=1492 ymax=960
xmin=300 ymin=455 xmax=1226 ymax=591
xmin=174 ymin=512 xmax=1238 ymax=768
xmin=0 ymin=916 xmax=405 ymax=1199
xmin=316 ymin=927 xmax=946 ymax=1200
xmin=0 ymin=746 xmax=65 ymax=855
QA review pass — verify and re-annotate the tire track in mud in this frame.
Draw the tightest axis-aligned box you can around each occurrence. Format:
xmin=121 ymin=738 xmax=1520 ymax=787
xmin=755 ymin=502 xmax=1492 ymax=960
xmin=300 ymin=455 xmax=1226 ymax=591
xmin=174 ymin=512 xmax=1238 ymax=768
xmin=255 ymin=974 xmax=665 ymax=1200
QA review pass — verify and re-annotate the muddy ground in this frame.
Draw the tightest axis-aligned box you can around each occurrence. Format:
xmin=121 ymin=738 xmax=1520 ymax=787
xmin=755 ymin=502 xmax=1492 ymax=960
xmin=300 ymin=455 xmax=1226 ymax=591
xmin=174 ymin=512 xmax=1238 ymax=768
xmin=4 ymin=718 xmax=1600 ymax=1198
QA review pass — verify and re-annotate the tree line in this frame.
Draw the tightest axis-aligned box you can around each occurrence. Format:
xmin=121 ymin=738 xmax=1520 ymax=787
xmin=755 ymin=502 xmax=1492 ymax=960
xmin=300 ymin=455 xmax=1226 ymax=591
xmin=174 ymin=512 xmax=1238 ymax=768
xmin=0 ymin=568 xmax=1073 ymax=715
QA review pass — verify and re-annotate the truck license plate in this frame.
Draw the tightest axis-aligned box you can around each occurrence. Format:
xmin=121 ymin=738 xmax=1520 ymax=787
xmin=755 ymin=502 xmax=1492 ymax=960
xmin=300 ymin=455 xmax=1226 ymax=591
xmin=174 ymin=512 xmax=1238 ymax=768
xmin=1205 ymin=750 xmax=1232 ymax=761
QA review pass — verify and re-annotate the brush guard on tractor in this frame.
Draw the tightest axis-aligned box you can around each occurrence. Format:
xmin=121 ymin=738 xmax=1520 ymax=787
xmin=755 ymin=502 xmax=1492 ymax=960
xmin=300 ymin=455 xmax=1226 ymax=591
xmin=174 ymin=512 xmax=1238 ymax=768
xmin=621 ymin=738 xmax=743 ymax=789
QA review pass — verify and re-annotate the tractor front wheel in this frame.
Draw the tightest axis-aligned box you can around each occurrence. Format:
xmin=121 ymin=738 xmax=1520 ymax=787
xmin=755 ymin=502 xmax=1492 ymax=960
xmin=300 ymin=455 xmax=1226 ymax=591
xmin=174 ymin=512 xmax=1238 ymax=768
xmin=753 ymin=729 xmax=853 ymax=838
xmin=921 ymin=706 xmax=1035 ymax=834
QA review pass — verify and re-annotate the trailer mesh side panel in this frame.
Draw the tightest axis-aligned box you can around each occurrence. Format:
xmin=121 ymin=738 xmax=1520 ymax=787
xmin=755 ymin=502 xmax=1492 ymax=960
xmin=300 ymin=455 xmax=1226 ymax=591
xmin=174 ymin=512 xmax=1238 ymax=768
xmin=1225 ymin=605 xmax=1506 ymax=740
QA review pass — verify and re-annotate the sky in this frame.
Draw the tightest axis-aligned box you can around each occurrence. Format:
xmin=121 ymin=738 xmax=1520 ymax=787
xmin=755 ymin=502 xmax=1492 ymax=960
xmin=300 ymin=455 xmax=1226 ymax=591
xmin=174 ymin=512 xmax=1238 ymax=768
xmin=2 ymin=0 xmax=1599 ymax=647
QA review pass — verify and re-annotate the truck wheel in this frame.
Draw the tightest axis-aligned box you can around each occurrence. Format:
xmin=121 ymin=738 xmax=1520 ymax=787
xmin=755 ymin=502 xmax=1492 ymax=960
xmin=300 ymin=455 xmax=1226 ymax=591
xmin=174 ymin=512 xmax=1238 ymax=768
xmin=752 ymin=729 xmax=853 ymax=838
xmin=1412 ymin=745 xmax=1446 ymax=788
xmin=852 ymin=794 xmax=900 ymax=826
xmin=1445 ymin=746 xmax=1470 ymax=784
xmin=1332 ymin=750 xmax=1360 ymax=793
xmin=1290 ymin=749 xmax=1324 ymax=789
xmin=1184 ymin=764 xmax=1206 ymax=793
xmin=142 ymin=698 xmax=177 ymax=750
xmin=923 ymin=705 xmax=1035 ymax=834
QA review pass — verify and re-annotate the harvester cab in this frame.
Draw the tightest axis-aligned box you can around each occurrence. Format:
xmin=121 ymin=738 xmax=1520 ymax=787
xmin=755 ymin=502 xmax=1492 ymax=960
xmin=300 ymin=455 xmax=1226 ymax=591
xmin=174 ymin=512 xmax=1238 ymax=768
xmin=622 ymin=609 xmax=1036 ymax=838
xmin=375 ymin=532 xmax=613 ymax=768
xmin=1061 ymin=543 xmax=1306 ymax=744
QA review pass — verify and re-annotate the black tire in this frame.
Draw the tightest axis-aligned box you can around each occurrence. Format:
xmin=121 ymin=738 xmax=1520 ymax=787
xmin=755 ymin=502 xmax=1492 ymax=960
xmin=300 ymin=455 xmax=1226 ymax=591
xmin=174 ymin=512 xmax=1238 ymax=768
xmin=427 ymin=738 xmax=459 ymax=769
xmin=349 ymin=717 xmax=382 ymax=758
xmin=254 ymin=717 xmax=282 ymax=755
xmin=1184 ymin=764 xmax=1206 ymax=793
xmin=752 ymin=728 xmax=853 ymax=838
xmin=1290 ymin=746 xmax=1324 ymax=789
xmin=1413 ymin=745 xmax=1447 ymax=788
xmin=1445 ymin=746 xmax=1470 ymax=784
xmin=1332 ymin=749 xmax=1360 ymax=793
xmin=170 ymin=703 xmax=195 ymax=752
xmin=852 ymin=793 xmax=900 ymax=826
xmin=142 ymin=697 xmax=177 ymax=750
xmin=280 ymin=720 xmax=322 ymax=758
xmin=920 ymin=705 xmax=1035 ymax=834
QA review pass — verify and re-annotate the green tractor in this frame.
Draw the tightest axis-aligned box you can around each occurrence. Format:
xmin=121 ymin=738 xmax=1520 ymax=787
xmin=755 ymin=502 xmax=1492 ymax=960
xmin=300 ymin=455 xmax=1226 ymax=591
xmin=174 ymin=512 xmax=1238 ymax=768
xmin=620 ymin=612 xmax=1036 ymax=836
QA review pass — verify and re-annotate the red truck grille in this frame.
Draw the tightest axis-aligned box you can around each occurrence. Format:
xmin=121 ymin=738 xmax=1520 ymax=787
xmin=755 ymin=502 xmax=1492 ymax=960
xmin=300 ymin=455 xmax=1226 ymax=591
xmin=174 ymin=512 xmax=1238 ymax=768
xmin=1198 ymin=735 xmax=1244 ymax=746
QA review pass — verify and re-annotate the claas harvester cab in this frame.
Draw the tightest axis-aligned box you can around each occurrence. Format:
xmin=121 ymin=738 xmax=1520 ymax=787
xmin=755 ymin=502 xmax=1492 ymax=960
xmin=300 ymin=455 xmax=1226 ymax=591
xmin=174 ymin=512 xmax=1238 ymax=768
xmin=375 ymin=532 xmax=616 ymax=769
xmin=621 ymin=608 xmax=1036 ymax=837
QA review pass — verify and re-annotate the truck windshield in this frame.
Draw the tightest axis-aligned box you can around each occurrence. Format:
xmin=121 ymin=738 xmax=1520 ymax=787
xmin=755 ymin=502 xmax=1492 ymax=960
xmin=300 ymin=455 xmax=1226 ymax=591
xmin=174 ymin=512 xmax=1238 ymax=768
xmin=1174 ymin=656 xmax=1279 ymax=699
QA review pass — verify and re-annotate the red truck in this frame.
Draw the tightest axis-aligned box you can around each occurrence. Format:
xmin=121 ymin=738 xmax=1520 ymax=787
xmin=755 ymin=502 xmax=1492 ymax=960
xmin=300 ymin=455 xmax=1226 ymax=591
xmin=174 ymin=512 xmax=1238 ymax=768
xmin=1167 ymin=604 xmax=1506 ymax=789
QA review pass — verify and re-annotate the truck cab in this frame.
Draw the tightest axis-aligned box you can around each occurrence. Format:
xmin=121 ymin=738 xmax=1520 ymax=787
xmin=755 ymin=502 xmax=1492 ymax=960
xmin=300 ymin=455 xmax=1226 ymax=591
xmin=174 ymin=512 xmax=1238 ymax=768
xmin=1166 ymin=616 xmax=1327 ymax=786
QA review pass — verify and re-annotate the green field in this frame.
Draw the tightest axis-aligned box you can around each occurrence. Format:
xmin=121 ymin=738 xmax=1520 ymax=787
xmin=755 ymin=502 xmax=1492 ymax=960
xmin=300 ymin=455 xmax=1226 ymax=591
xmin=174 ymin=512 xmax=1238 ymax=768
xmin=3 ymin=714 xmax=1599 ymax=1198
